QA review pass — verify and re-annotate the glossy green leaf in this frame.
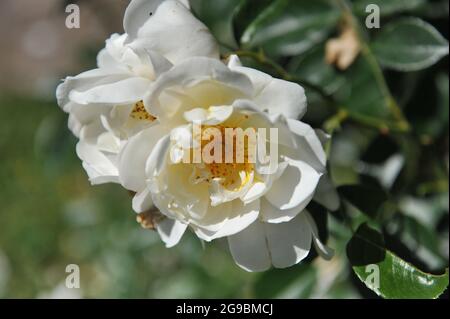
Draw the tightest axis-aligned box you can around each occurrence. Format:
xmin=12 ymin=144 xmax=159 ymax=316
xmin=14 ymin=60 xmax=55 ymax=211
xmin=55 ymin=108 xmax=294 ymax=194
xmin=232 ymin=0 xmax=273 ymax=44
xmin=420 ymin=0 xmax=450 ymax=19
xmin=397 ymin=216 xmax=447 ymax=270
xmin=347 ymin=224 xmax=449 ymax=299
xmin=416 ymin=73 xmax=449 ymax=138
xmin=254 ymin=265 xmax=317 ymax=298
xmin=190 ymin=0 xmax=242 ymax=48
xmin=336 ymin=56 xmax=394 ymax=121
xmin=338 ymin=184 xmax=388 ymax=219
xmin=237 ymin=0 xmax=340 ymax=57
xmin=288 ymin=44 xmax=346 ymax=95
xmin=371 ymin=18 xmax=449 ymax=72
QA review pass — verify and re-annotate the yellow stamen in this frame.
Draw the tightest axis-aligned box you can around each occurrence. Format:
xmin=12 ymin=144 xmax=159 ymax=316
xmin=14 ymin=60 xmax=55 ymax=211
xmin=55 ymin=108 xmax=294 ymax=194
xmin=200 ymin=125 xmax=255 ymax=190
xmin=130 ymin=101 xmax=157 ymax=122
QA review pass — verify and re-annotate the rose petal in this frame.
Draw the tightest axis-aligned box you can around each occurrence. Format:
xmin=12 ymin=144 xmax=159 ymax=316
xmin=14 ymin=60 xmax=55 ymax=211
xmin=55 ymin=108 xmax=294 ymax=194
xmin=156 ymin=218 xmax=188 ymax=248
xmin=69 ymin=77 xmax=151 ymax=106
xmin=265 ymin=158 xmax=322 ymax=211
xmin=128 ymin=1 xmax=219 ymax=64
xmin=228 ymin=55 xmax=307 ymax=120
xmin=118 ymin=125 xmax=166 ymax=192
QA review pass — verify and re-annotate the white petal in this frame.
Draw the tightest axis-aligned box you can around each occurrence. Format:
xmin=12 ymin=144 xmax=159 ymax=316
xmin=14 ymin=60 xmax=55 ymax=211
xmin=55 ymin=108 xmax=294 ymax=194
xmin=82 ymin=162 xmax=120 ymax=185
xmin=125 ymin=1 xmax=194 ymax=40
xmin=183 ymin=108 xmax=208 ymax=123
xmin=57 ymin=68 xmax=128 ymax=107
xmin=68 ymin=114 xmax=82 ymax=138
xmin=177 ymin=0 xmax=190 ymax=9
xmin=210 ymin=171 xmax=255 ymax=206
xmin=228 ymin=61 xmax=307 ymax=120
xmin=184 ymin=105 xmax=234 ymax=125
xmin=79 ymin=120 xmax=104 ymax=143
xmin=68 ymin=103 xmax=110 ymax=126
xmin=188 ymin=200 xmax=232 ymax=233
xmin=118 ymin=125 xmax=165 ymax=192
xmin=304 ymin=211 xmax=334 ymax=260
xmin=132 ymin=187 xmax=154 ymax=213
xmin=103 ymin=33 xmax=129 ymax=64
xmin=144 ymin=49 xmax=173 ymax=76
xmin=260 ymin=197 xmax=306 ymax=224
xmin=286 ymin=119 xmax=327 ymax=172
xmin=169 ymin=126 xmax=193 ymax=164
xmin=228 ymin=213 xmax=315 ymax=271
xmin=145 ymin=135 xmax=172 ymax=176
xmin=227 ymin=54 xmax=243 ymax=68
xmin=97 ymin=48 xmax=117 ymax=70
xmin=170 ymin=146 xmax=185 ymax=164
xmin=194 ymin=199 xmax=260 ymax=241
xmin=156 ymin=218 xmax=188 ymax=248
xmin=123 ymin=0 xmax=165 ymax=41
xmin=228 ymin=219 xmax=271 ymax=272
xmin=265 ymin=158 xmax=322 ymax=211
xmin=205 ymin=105 xmax=234 ymax=125
xmin=264 ymin=213 xmax=312 ymax=268
xmin=128 ymin=1 xmax=219 ymax=64
xmin=127 ymin=48 xmax=173 ymax=79
xmin=241 ymin=182 xmax=267 ymax=204
xmin=69 ymin=77 xmax=151 ymax=106
xmin=146 ymin=57 xmax=253 ymax=122
xmin=76 ymin=141 xmax=119 ymax=184
xmin=248 ymin=162 xmax=289 ymax=206
xmin=97 ymin=133 xmax=121 ymax=154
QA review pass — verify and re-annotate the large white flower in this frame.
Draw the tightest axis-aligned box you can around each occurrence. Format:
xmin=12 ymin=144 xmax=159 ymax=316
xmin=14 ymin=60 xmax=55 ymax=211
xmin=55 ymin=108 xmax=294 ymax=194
xmin=56 ymin=0 xmax=219 ymax=185
xmin=119 ymin=56 xmax=339 ymax=271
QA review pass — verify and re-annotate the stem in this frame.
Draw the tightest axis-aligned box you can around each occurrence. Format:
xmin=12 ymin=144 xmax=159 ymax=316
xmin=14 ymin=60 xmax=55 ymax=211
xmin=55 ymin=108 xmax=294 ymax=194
xmin=324 ymin=109 xmax=349 ymax=134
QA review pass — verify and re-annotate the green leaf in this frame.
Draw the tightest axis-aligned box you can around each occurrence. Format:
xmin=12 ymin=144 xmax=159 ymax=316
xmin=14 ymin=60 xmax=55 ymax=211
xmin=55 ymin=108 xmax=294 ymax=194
xmin=236 ymin=0 xmax=340 ymax=57
xmin=347 ymin=223 xmax=386 ymax=266
xmin=254 ymin=265 xmax=317 ymax=298
xmin=338 ymin=184 xmax=388 ymax=219
xmin=416 ymin=73 xmax=449 ymax=138
xmin=397 ymin=216 xmax=447 ymax=270
xmin=232 ymin=0 xmax=273 ymax=44
xmin=288 ymin=44 xmax=346 ymax=95
xmin=353 ymin=0 xmax=426 ymax=17
xmin=420 ymin=0 xmax=450 ymax=19
xmin=371 ymin=18 xmax=449 ymax=72
xmin=347 ymin=224 xmax=449 ymax=299
xmin=337 ymin=56 xmax=394 ymax=120
xmin=190 ymin=0 xmax=243 ymax=49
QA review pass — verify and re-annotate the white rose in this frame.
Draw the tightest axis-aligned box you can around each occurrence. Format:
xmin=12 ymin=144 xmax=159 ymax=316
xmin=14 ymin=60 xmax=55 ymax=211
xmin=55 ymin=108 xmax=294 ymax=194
xmin=119 ymin=56 xmax=339 ymax=272
xmin=56 ymin=0 xmax=219 ymax=185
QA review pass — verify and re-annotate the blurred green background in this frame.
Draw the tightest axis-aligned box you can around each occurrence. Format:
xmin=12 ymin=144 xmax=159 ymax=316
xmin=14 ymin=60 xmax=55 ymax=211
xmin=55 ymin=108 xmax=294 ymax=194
xmin=0 ymin=0 xmax=448 ymax=298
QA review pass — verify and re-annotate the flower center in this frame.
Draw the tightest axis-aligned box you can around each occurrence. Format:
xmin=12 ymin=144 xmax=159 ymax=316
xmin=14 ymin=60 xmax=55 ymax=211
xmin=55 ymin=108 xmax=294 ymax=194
xmin=130 ymin=101 xmax=156 ymax=122
xmin=196 ymin=125 xmax=255 ymax=190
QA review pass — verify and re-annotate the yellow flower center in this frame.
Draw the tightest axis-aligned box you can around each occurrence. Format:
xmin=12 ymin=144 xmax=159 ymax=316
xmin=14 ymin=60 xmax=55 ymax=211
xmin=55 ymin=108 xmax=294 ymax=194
xmin=130 ymin=101 xmax=156 ymax=122
xmin=198 ymin=125 xmax=255 ymax=190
